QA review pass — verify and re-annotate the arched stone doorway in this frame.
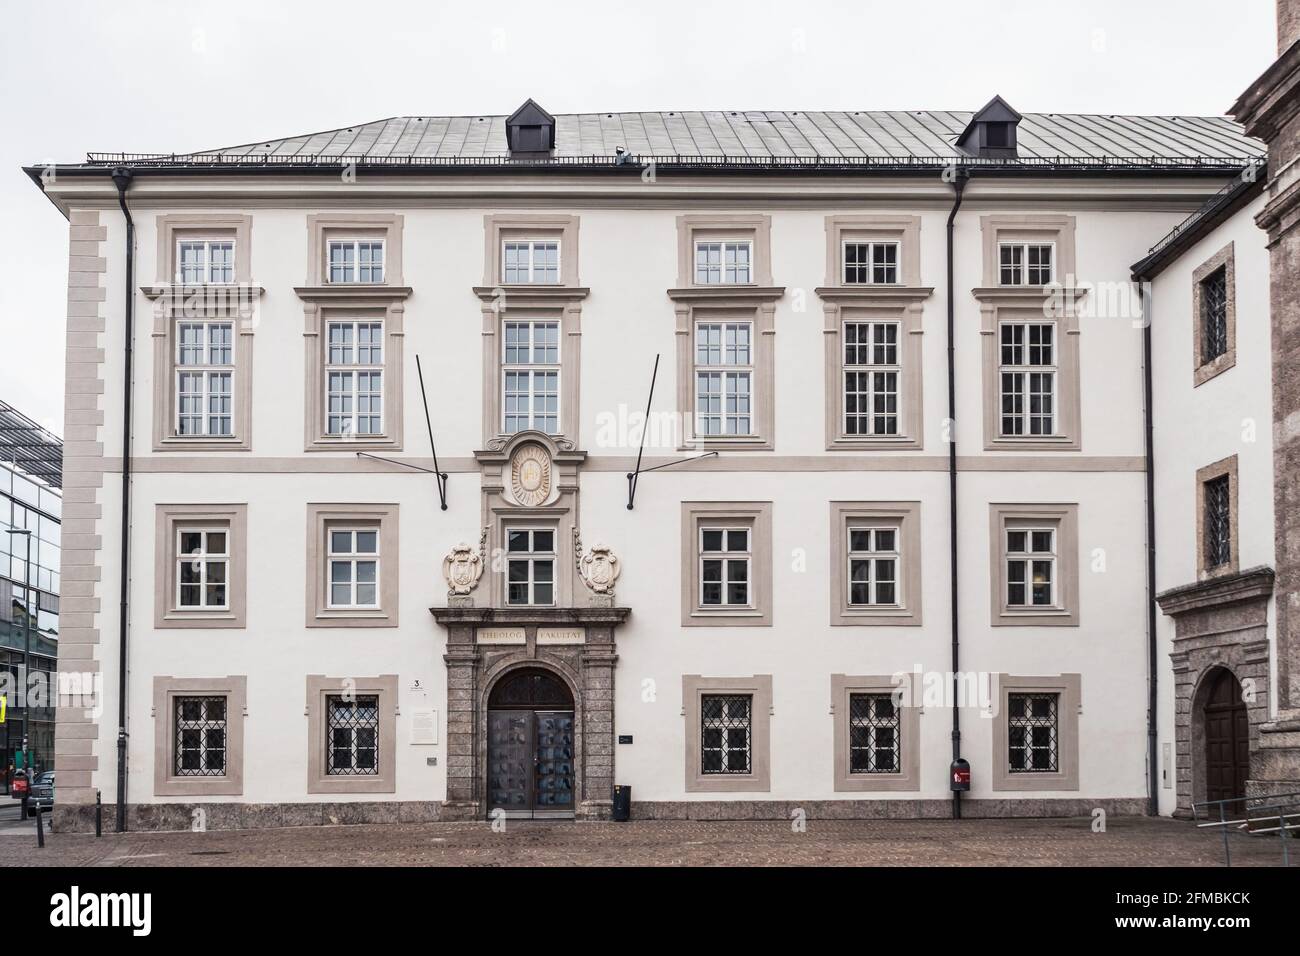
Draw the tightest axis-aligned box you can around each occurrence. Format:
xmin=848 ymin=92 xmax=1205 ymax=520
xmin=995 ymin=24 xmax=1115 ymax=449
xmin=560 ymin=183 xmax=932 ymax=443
xmin=486 ymin=667 xmax=576 ymax=819
xmin=1199 ymin=667 xmax=1249 ymax=806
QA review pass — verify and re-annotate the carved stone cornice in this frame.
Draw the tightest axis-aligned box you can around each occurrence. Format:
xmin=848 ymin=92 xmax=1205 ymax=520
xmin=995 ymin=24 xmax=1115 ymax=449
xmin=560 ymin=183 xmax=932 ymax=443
xmin=1155 ymin=565 xmax=1275 ymax=618
xmin=1230 ymin=37 xmax=1300 ymax=142
xmin=814 ymin=286 xmax=934 ymax=305
xmin=429 ymin=605 xmax=631 ymax=627
xmin=471 ymin=285 xmax=589 ymax=305
xmin=666 ymin=285 xmax=785 ymax=305
xmin=969 ymin=285 xmax=1090 ymax=305
xmin=292 ymin=284 xmax=412 ymax=302
xmin=141 ymin=282 xmax=265 ymax=302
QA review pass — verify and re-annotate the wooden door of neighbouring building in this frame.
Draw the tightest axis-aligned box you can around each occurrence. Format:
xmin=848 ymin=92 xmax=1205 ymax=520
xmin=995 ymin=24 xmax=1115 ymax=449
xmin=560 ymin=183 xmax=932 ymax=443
xmin=1203 ymin=669 xmax=1249 ymax=805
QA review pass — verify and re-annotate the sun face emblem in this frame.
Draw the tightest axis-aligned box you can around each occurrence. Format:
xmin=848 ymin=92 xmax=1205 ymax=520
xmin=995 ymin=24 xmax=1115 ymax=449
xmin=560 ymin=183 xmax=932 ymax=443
xmin=510 ymin=444 xmax=552 ymax=507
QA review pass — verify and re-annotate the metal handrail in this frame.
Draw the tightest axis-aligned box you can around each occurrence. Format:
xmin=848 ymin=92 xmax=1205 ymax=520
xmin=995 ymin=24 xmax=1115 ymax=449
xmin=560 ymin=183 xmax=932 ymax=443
xmin=1191 ymin=791 xmax=1300 ymax=867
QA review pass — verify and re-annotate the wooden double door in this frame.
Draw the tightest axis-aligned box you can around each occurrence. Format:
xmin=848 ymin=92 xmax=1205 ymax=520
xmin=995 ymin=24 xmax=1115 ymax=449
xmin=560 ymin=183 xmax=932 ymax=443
xmin=486 ymin=668 xmax=576 ymax=818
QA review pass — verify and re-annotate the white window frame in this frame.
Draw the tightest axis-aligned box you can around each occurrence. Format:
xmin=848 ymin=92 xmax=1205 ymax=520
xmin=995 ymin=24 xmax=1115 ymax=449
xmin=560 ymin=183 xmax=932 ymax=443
xmin=694 ymin=321 xmax=754 ymax=438
xmin=998 ymin=321 xmax=1057 ymax=438
xmin=842 ymin=240 xmax=900 ymax=285
xmin=326 ymin=526 xmax=381 ymax=610
xmin=326 ymin=238 xmax=386 ymax=284
xmin=998 ymin=241 xmax=1055 ymax=286
xmin=501 ymin=239 xmax=561 ymax=284
xmin=699 ymin=526 xmax=751 ymax=609
xmin=175 ymin=527 xmax=230 ymax=611
xmin=842 ymin=320 xmax=901 ymax=438
xmin=325 ymin=320 xmax=385 ymax=438
xmin=846 ymin=525 xmax=901 ymax=608
xmin=174 ymin=319 xmax=234 ymax=438
xmin=175 ymin=239 xmax=235 ymax=285
xmin=1005 ymin=527 xmax=1056 ymax=608
xmin=694 ymin=240 xmax=753 ymax=284
xmin=501 ymin=320 xmax=561 ymax=434
xmin=505 ymin=527 xmax=557 ymax=607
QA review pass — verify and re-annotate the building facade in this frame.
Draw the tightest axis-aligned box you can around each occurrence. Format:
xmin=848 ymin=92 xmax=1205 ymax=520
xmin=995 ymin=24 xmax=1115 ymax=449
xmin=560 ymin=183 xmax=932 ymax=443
xmin=30 ymin=97 xmax=1281 ymax=829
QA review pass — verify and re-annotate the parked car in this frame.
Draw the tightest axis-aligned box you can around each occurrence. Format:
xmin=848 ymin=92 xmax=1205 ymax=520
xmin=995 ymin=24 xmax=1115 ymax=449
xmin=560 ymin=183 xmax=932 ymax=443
xmin=28 ymin=772 xmax=53 ymax=811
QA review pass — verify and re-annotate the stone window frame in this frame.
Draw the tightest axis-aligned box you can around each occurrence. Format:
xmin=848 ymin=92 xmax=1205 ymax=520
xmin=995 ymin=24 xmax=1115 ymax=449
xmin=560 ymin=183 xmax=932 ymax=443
xmin=306 ymin=213 xmax=405 ymax=287
xmin=152 ymin=675 xmax=247 ymax=797
xmin=829 ymin=501 xmax=922 ymax=626
xmin=1192 ymin=242 xmax=1237 ymax=386
xmin=153 ymin=503 xmax=248 ymax=629
xmin=305 ymin=503 xmax=399 ymax=628
xmin=990 ymin=673 xmax=1081 ymax=792
xmin=682 ymin=674 xmax=772 ymax=793
xmin=675 ymin=215 xmax=773 ymax=289
xmin=988 ymin=503 xmax=1080 ymax=627
xmin=482 ymin=214 xmax=580 ymax=288
xmin=1196 ymin=455 xmax=1239 ymax=581
xmin=148 ymin=214 xmax=257 ymax=453
xmin=680 ymin=501 xmax=773 ymax=627
xmin=830 ymin=674 xmax=921 ymax=791
xmin=979 ymin=215 xmax=1077 ymax=289
xmin=305 ymin=674 xmax=398 ymax=795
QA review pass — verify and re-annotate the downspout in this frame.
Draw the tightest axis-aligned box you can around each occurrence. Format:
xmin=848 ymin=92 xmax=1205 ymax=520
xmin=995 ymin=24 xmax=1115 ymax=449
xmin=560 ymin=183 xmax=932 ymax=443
xmin=946 ymin=167 xmax=969 ymax=820
xmin=111 ymin=168 xmax=134 ymax=832
xmin=1139 ymin=280 xmax=1159 ymax=816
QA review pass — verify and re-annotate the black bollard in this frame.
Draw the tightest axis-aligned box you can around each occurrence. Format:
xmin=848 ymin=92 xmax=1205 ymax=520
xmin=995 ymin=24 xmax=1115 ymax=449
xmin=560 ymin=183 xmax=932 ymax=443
xmin=95 ymin=790 xmax=102 ymax=837
xmin=35 ymin=805 xmax=44 ymax=848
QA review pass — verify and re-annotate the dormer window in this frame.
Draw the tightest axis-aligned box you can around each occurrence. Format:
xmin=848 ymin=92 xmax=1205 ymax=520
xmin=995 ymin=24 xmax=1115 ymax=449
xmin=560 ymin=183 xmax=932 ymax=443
xmin=956 ymin=95 xmax=1022 ymax=159
xmin=506 ymin=99 xmax=556 ymax=158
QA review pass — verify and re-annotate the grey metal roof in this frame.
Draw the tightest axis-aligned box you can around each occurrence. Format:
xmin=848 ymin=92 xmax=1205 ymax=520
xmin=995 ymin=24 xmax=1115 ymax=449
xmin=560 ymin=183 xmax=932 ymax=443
xmin=85 ymin=109 xmax=1263 ymax=170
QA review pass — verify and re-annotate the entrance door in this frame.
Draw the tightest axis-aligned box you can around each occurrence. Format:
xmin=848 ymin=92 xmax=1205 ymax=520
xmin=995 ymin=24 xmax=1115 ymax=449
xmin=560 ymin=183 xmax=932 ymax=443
xmin=487 ymin=669 xmax=575 ymax=818
xmin=1203 ymin=669 xmax=1249 ymax=805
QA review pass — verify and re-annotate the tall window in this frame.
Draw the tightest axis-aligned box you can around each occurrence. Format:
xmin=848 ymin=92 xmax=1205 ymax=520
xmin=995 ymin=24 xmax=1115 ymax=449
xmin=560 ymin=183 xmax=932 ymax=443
xmin=700 ymin=527 xmax=750 ymax=607
xmin=327 ymin=527 xmax=379 ymax=609
xmin=176 ymin=320 xmax=234 ymax=437
xmin=502 ymin=320 xmax=560 ymax=433
xmin=176 ymin=528 xmax=228 ymax=610
xmin=848 ymin=693 xmax=900 ymax=773
xmin=506 ymin=528 xmax=555 ymax=606
xmin=1204 ymin=474 xmax=1232 ymax=570
xmin=327 ymin=239 xmax=385 ymax=284
xmin=998 ymin=242 xmax=1054 ymax=285
xmin=1006 ymin=527 xmax=1054 ymax=607
xmin=999 ymin=322 xmax=1055 ymax=437
xmin=503 ymin=240 xmax=560 ymax=284
xmin=701 ymin=694 xmax=751 ymax=774
xmin=325 ymin=320 xmax=384 ymax=436
xmin=1200 ymin=267 xmax=1228 ymax=364
xmin=177 ymin=240 xmax=234 ymax=284
xmin=844 ymin=321 xmax=899 ymax=436
xmin=1008 ymin=692 xmax=1058 ymax=772
xmin=843 ymin=241 xmax=898 ymax=285
xmin=174 ymin=696 xmax=227 ymax=776
xmin=848 ymin=526 xmax=899 ymax=607
xmin=327 ymin=695 xmax=379 ymax=775
xmin=695 ymin=322 xmax=752 ymax=436
xmin=695 ymin=240 xmax=752 ymax=284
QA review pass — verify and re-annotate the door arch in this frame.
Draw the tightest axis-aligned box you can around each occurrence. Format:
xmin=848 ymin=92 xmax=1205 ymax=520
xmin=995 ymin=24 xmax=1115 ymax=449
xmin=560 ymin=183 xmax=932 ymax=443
xmin=1200 ymin=668 xmax=1249 ymax=806
xmin=486 ymin=667 xmax=576 ymax=818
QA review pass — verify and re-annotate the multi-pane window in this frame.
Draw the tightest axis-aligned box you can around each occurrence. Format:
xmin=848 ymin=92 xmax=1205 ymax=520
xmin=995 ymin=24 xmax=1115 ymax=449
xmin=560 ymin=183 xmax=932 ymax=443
xmin=999 ymin=322 xmax=1055 ymax=437
xmin=701 ymin=694 xmax=751 ymax=774
xmin=1200 ymin=267 xmax=1228 ymax=364
xmin=327 ymin=527 xmax=379 ymax=609
xmin=998 ymin=242 xmax=1054 ymax=285
xmin=503 ymin=240 xmax=560 ymax=284
xmin=1204 ymin=474 xmax=1232 ymax=570
xmin=327 ymin=239 xmax=385 ymax=284
xmin=502 ymin=320 xmax=560 ymax=433
xmin=325 ymin=320 xmax=383 ymax=436
xmin=506 ymin=528 xmax=555 ymax=606
xmin=326 ymin=694 xmax=379 ymax=775
xmin=700 ymin=527 xmax=750 ymax=607
xmin=176 ymin=320 xmax=234 ymax=437
xmin=694 ymin=240 xmax=752 ymax=284
xmin=695 ymin=322 xmax=752 ymax=436
xmin=843 ymin=321 xmax=900 ymax=436
xmin=174 ymin=696 xmax=227 ymax=776
xmin=848 ymin=693 xmax=900 ymax=774
xmin=1006 ymin=527 xmax=1055 ymax=607
xmin=843 ymin=241 xmax=899 ymax=284
xmin=848 ymin=526 xmax=899 ymax=607
xmin=176 ymin=528 xmax=228 ymax=609
xmin=1008 ymin=693 xmax=1059 ymax=772
xmin=176 ymin=240 xmax=235 ymax=284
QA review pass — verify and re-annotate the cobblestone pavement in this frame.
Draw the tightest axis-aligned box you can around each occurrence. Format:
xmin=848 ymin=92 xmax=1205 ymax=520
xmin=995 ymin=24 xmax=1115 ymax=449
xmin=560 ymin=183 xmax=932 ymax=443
xmin=10 ymin=815 xmax=1290 ymax=866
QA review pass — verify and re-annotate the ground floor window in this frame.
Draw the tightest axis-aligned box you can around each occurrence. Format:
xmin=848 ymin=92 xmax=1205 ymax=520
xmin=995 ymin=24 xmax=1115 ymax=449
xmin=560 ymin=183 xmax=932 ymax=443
xmin=700 ymin=693 xmax=752 ymax=774
xmin=327 ymin=695 xmax=380 ymax=775
xmin=173 ymin=696 xmax=227 ymax=776
xmin=1007 ymin=692 xmax=1058 ymax=773
xmin=848 ymin=693 xmax=900 ymax=773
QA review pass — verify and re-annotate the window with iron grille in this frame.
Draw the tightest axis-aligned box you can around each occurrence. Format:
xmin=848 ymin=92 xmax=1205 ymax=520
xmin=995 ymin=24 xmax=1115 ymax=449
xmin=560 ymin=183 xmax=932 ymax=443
xmin=701 ymin=694 xmax=751 ymax=773
xmin=695 ymin=322 xmax=752 ymax=436
xmin=998 ymin=242 xmax=1053 ymax=286
xmin=999 ymin=322 xmax=1055 ymax=437
xmin=1006 ymin=527 xmax=1055 ymax=607
xmin=843 ymin=321 xmax=900 ymax=436
xmin=1200 ymin=266 xmax=1228 ymax=364
xmin=325 ymin=320 xmax=384 ymax=437
xmin=327 ymin=239 xmax=385 ymax=283
xmin=506 ymin=528 xmax=555 ymax=606
xmin=176 ymin=528 xmax=229 ymax=609
xmin=843 ymin=241 xmax=899 ymax=284
xmin=700 ymin=527 xmax=750 ymax=607
xmin=176 ymin=239 xmax=235 ymax=284
xmin=848 ymin=693 xmax=900 ymax=773
xmin=695 ymin=240 xmax=752 ymax=284
xmin=175 ymin=320 xmax=233 ymax=437
xmin=502 ymin=320 xmax=560 ymax=433
xmin=848 ymin=526 xmax=899 ymax=606
xmin=327 ymin=527 xmax=379 ymax=609
xmin=1204 ymin=474 xmax=1232 ymax=569
xmin=327 ymin=694 xmax=379 ymax=775
xmin=174 ymin=696 xmax=227 ymax=776
xmin=1007 ymin=692 xmax=1058 ymax=772
xmin=503 ymin=240 xmax=560 ymax=284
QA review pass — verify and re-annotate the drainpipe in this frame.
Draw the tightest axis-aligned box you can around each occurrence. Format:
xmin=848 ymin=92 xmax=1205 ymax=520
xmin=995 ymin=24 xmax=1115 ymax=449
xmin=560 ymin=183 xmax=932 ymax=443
xmin=111 ymin=168 xmax=134 ymax=832
xmin=946 ymin=167 xmax=969 ymax=820
xmin=1139 ymin=281 xmax=1159 ymax=816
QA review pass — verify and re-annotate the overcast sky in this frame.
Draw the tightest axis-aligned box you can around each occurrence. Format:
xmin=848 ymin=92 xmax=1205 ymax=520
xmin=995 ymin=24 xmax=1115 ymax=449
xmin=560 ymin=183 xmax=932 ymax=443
xmin=0 ymin=0 xmax=1277 ymax=434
